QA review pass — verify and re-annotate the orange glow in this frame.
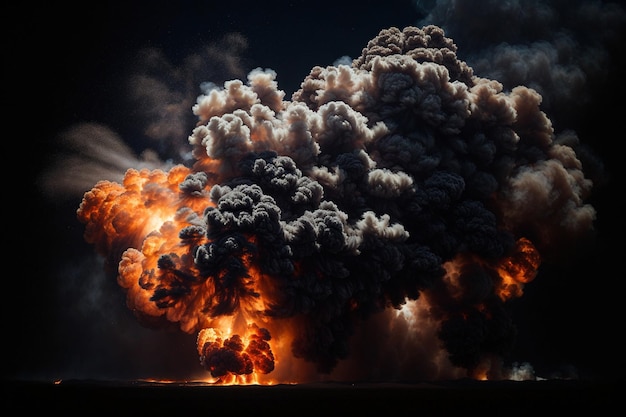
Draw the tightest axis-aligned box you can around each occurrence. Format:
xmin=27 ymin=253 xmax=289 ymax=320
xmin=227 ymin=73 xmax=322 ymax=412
xmin=76 ymin=162 xmax=542 ymax=385
xmin=441 ymin=237 xmax=541 ymax=305
xmin=77 ymin=165 xmax=294 ymax=384
xmin=495 ymin=237 xmax=541 ymax=301
xmin=473 ymin=368 xmax=489 ymax=381
xmin=77 ymin=161 xmax=543 ymax=384
xmin=196 ymin=323 xmax=275 ymax=384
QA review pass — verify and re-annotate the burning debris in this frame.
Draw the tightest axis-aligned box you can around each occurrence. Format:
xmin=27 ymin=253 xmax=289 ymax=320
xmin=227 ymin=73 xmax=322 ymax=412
xmin=76 ymin=25 xmax=596 ymax=383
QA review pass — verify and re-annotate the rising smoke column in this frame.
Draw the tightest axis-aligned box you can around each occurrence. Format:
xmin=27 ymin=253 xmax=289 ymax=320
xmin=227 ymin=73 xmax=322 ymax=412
xmin=77 ymin=25 xmax=596 ymax=382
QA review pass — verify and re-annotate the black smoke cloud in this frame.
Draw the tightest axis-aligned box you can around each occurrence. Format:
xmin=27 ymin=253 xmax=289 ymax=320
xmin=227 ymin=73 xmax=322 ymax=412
xmin=20 ymin=1 xmax=624 ymax=383
xmin=74 ymin=24 xmax=598 ymax=381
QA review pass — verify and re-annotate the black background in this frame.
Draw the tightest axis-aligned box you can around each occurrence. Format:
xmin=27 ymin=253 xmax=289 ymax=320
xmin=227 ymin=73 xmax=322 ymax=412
xmin=9 ymin=0 xmax=626 ymax=385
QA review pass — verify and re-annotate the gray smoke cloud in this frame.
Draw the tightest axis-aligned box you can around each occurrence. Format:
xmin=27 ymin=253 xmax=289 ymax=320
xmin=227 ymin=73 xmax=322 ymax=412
xmin=38 ymin=32 xmax=250 ymax=203
xmin=417 ymin=0 xmax=626 ymax=133
xmin=75 ymin=24 xmax=599 ymax=382
xmin=125 ymin=32 xmax=249 ymax=163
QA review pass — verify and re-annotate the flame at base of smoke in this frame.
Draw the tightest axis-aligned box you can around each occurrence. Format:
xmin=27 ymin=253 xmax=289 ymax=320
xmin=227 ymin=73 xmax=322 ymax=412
xmin=75 ymin=24 xmax=596 ymax=384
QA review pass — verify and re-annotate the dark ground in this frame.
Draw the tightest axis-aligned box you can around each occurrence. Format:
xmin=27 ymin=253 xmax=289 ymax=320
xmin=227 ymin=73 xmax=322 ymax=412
xmin=6 ymin=378 xmax=622 ymax=416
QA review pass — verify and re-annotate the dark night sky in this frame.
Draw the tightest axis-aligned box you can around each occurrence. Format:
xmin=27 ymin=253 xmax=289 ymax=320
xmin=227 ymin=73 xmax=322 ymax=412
xmin=9 ymin=0 xmax=626 ymax=384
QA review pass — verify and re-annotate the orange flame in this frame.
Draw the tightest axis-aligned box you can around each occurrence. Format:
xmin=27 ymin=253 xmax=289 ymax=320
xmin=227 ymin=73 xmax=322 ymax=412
xmin=77 ymin=163 xmax=543 ymax=384
xmin=77 ymin=166 xmax=289 ymax=384
xmin=197 ymin=322 xmax=275 ymax=384
xmin=442 ymin=237 xmax=541 ymax=304
xmin=436 ymin=237 xmax=542 ymax=381
xmin=495 ymin=237 xmax=541 ymax=301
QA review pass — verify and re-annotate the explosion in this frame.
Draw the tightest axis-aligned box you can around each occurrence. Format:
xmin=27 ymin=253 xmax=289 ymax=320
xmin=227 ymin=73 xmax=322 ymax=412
xmin=76 ymin=25 xmax=596 ymax=383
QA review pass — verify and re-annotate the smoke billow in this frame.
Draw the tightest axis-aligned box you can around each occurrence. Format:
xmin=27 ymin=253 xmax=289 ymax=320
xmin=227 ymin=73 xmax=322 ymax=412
xmin=74 ymin=24 xmax=600 ymax=383
xmin=417 ymin=0 xmax=626 ymax=134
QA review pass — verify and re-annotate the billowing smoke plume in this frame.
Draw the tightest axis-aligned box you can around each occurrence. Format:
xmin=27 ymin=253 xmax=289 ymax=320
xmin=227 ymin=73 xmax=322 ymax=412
xmin=417 ymin=0 xmax=626 ymax=135
xmin=76 ymin=24 xmax=597 ymax=382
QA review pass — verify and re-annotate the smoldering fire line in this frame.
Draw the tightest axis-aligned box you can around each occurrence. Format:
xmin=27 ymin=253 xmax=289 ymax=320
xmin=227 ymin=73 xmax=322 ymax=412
xmin=76 ymin=25 xmax=597 ymax=384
